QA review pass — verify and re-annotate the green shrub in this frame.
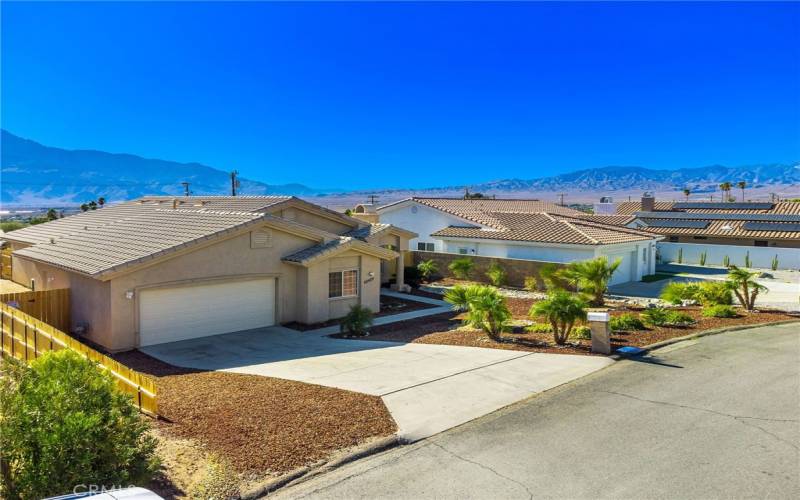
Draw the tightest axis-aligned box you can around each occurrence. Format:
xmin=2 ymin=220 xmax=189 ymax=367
xmin=771 ymin=255 xmax=779 ymax=271
xmin=417 ymin=259 xmax=438 ymax=282
xmin=744 ymin=251 xmax=752 ymax=268
xmin=702 ymin=304 xmax=737 ymax=318
xmin=523 ymin=276 xmax=539 ymax=292
xmin=539 ymin=263 xmax=571 ymax=291
xmin=525 ymin=322 xmax=552 ymax=333
xmin=340 ymin=304 xmax=374 ymax=336
xmin=569 ymin=325 xmax=592 ymax=340
xmin=699 ymin=251 xmax=707 ymax=266
xmin=609 ymin=313 xmax=645 ymax=332
xmin=660 ymin=282 xmax=700 ymax=304
xmin=530 ymin=291 xmax=588 ymax=345
xmin=677 ymin=248 xmax=683 ymax=264
xmin=0 ymin=351 xmax=159 ymax=499
xmin=664 ymin=310 xmax=696 ymax=326
xmin=485 ymin=262 xmax=508 ymax=287
xmin=445 ymin=285 xmax=510 ymax=340
xmin=641 ymin=307 xmax=669 ymax=326
xmin=449 ymin=257 xmax=474 ymax=280
xmin=695 ymin=281 xmax=733 ymax=306
xmin=0 ymin=221 xmax=26 ymax=233
xmin=723 ymin=255 xmax=730 ymax=267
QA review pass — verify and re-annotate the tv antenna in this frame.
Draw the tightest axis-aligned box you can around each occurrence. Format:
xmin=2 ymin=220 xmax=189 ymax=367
xmin=367 ymin=194 xmax=379 ymax=204
xmin=181 ymin=182 xmax=190 ymax=196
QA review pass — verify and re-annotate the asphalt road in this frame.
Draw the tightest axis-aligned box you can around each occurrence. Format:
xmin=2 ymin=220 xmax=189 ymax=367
xmin=271 ymin=322 xmax=800 ymax=500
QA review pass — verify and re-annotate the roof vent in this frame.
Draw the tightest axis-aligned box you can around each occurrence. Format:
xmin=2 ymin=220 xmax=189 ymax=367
xmin=721 ymin=225 xmax=733 ymax=231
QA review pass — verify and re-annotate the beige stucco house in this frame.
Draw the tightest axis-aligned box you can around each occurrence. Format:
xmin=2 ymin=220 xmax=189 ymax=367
xmin=3 ymin=196 xmax=416 ymax=351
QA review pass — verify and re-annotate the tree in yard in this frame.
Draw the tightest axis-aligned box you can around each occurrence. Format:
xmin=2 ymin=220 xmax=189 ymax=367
xmin=557 ymin=256 xmax=620 ymax=306
xmin=80 ymin=203 xmax=89 ymax=212
xmin=719 ymin=182 xmax=732 ymax=202
xmin=88 ymin=200 xmax=98 ymax=210
xmin=736 ymin=181 xmax=747 ymax=202
xmin=485 ymin=261 xmax=507 ymax=287
xmin=98 ymin=196 xmax=106 ymax=208
xmin=45 ymin=208 xmax=58 ymax=221
xmin=444 ymin=285 xmax=510 ymax=341
xmin=725 ymin=265 xmax=767 ymax=311
xmin=340 ymin=304 xmax=374 ymax=336
xmin=0 ymin=350 xmax=159 ymax=499
xmin=417 ymin=259 xmax=438 ymax=282
xmin=682 ymin=188 xmax=691 ymax=201
xmin=448 ymin=257 xmax=474 ymax=280
xmin=530 ymin=291 xmax=588 ymax=345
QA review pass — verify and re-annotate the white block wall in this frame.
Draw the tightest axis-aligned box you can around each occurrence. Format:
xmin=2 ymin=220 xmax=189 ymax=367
xmin=657 ymin=242 xmax=800 ymax=271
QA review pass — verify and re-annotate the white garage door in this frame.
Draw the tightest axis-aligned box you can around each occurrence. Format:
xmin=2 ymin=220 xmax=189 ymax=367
xmin=607 ymin=252 xmax=635 ymax=285
xmin=139 ymin=278 xmax=275 ymax=346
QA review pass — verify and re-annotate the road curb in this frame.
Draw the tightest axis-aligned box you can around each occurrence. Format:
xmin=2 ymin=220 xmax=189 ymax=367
xmin=240 ymin=435 xmax=401 ymax=499
xmin=609 ymin=319 xmax=800 ymax=360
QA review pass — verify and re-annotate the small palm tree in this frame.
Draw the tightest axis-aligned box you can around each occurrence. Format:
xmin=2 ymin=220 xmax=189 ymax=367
xmin=531 ymin=291 xmax=588 ymax=345
xmin=557 ymin=256 xmax=620 ymax=306
xmin=725 ymin=266 xmax=767 ymax=311
xmin=98 ymin=196 xmax=106 ymax=208
xmin=448 ymin=257 xmax=474 ymax=280
xmin=444 ymin=285 xmax=510 ymax=341
xmin=417 ymin=259 xmax=438 ymax=282
xmin=443 ymin=284 xmax=482 ymax=311
xmin=719 ymin=182 xmax=732 ymax=202
xmin=340 ymin=304 xmax=374 ymax=336
xmin=736 ymin=181 xmax=746 ymax=202
xmin=682 ymin=188 xmax=691 ymax=201
xmin=485 ymin=261 xmax=507 ymax=287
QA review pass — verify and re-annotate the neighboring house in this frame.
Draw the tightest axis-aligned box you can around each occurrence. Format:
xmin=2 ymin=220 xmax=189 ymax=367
xmin=373 ymin=197 xmax=660 ymax=285
xmin=2 ymin=196 xmax=416 ymax=351
xmin=588 ymin=195 xmax=800 ymax=269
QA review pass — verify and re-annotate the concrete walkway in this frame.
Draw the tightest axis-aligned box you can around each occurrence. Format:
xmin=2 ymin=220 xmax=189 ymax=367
xmin=142 ymin=321 xmax=612 ymax=441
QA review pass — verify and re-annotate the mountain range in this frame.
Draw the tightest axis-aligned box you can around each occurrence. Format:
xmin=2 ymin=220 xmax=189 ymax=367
xmin=1 ymin=129 xmax=797 ymax=207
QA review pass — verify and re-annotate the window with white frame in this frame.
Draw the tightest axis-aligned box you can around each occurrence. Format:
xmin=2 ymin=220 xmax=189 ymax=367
xmin=329 ymin=269 xmax=358 ymax=298
xmin=417 ymin=242 xmax=435 ymax=251
xmin=458 ymin=247 xmax=469 ymax=255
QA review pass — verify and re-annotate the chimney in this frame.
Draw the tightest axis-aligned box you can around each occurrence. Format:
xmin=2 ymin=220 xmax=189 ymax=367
xmin=641 ymin=192 xmax=655 ymax=212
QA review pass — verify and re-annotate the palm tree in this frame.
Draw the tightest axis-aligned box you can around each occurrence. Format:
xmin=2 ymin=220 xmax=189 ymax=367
xmin=340 ymin=304 xmax=374 ymax=336
xmin=557 ymin=256 xmax=621 ymax=306
xmin=725 ymin=266 xmax=767 ymax=311
xmin=530 ymin=291 xmax=588 ymax=345
xmin=736 ymin=181 xmax=747 ymax=202
xmin=417 ymin=259 xmax=438 ymax=282
xmin=444 ymin=285 xmax=510 ymax=340
xmin=98 ymin=197 xmax=106 ymax=208
xmin=80 ymin=203 xmax=89 ymax=212
xmin=719 ymin=182 xmax=732 ymax=202
xmin=448 ymin=257 xmax=474 ymax=280
xmin=682 ymin=188 xmax=691 ymax=201
xmin=46 ymin=208 xmax=58 ymax=221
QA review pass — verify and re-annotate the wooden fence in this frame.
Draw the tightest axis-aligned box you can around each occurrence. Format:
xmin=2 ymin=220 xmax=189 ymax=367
xmin=1 ymin=249 xmax=11 ymax=280
xmin=0 ymin=302 xmax=158 ymax=416
xmin=0 ymin=288 xmax=70 ymax=332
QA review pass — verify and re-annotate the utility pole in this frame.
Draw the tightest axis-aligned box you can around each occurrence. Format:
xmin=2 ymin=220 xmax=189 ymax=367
xmin=367 ymin=194 xmax=379 ymax=204
xmin=181 ymin=182 xmax=190 ymax=196
xmin=558 ymin=193 xmax=566 ymax=206
xmin=230 ymin=170 xmax=240 ymax=196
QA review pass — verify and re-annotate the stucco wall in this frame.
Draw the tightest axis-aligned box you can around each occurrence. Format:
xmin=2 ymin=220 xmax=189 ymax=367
xmin=657 ymin=242 xmax=800 ymax=270
xmin=442 ymin=239 xmax=595 ymax=263
xmin=273 ymin=206 xmax=354 ymax=235
xmin=662 ymin=236 xmax=800 ymax=249
xmin=378 ymin=202 xmax=481 ymax=252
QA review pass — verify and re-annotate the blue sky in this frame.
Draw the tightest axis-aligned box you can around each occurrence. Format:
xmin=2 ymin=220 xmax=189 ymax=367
xmin=2 ymin=1 xmax=799 ymax=190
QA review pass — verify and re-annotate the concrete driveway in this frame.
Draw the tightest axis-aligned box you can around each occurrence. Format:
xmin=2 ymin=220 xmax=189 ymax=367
xmin=142 ymin=327 xmax=612 ymax=441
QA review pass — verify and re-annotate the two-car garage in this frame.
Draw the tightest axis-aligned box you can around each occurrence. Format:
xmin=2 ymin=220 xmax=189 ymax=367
xmin=138 ymin=278 xmax=276 ymax=346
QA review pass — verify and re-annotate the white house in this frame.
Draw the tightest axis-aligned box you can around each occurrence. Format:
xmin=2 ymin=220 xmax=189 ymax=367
xmin=375 ymin=198 xmax=661 ymax=285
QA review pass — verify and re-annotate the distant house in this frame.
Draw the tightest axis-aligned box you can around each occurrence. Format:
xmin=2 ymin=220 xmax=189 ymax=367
xmin=587 ymin=195 xmax=800 ymax=269
xmin=373 ymin=197 xmax=660 ymax=285
xmin=2 ymin=196 xmax=415 ymax=351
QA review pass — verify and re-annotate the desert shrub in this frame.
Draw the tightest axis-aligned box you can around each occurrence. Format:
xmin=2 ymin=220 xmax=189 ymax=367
xmin=340 ymin=304 xmax=374 ymax=336
xmin=771 ymin=255 xmax=779 ymax=271
xmin=569 ymin=325 xmax=592 ymax=340
xmin=0 ymin=351 xmax=159 ymax=500
xmin=523 ymin=276 xmax=540 ymax=292
xmin=609 ymin=313 xmax=645 ymax=332
xmin=699 ymin=251 xmax=707 ymax=266
xmin=641 ymin=307 xmax=669 ymax=327
xmin=448 ymin=257 xmax=474 ymax=280
xmin=417 ymin=259 xmax=438 ymax=282
xmin=485 ymin=262 xmax=507 ymax=287
xmin=525 ymin=322 xmax=552 ymax=333
xmin=0 ymin=221 xmax=26 ymax=233
xmin=695 ymin=281 xmax=733 ymax=306
xmin=660 ymin=282 xmax=700 ymax=304
xmin=530 ymin=291 xmax=588 ymax=345
xmin=702 ymin=304 xmax=737 ymax=318
xmin=664 ymin=310 xmax=696 ymax=326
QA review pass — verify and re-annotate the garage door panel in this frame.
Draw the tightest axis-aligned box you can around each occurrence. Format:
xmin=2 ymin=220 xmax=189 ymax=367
xmin=139 ymin=278 xmax=275 ymax=346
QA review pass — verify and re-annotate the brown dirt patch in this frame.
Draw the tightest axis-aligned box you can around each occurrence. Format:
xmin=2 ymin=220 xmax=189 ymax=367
xmin=113 ymin=351 xmax=396 ymax=477
xmin=283 ymin=294 xmax=436 ymax=331
xmin=363 ymin=307 xmax=797 ymax=356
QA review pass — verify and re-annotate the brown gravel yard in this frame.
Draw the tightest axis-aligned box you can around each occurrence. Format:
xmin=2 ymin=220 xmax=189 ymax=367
xmin=113 ymin=351 xmax=396 ymax=483
xmin=364 ymin=299 xmax=798 ymax=356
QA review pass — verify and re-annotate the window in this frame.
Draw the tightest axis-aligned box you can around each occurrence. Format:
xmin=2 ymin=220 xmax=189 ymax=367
xmin=668 ymin=236 xmax=679 ymax=242
xmin=458 ymin=248 xmax=469 ymax=255
xmin=754 ymin=240 xmax=768 ymax=247
xmin=417 ymin=242 xmax=435 ymax=251
xmin=329 ymin=270 xmax=358 ymax=298
xmin=692 ymin=236 xmax=707 ymax=240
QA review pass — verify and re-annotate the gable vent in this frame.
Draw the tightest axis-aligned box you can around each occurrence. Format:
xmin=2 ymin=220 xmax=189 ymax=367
xmin=251 ymin=229 xmax=273 ymax=248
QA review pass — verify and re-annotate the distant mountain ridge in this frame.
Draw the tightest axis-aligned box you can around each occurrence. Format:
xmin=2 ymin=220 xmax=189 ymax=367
xmin=1 ymin=129 xmax=797 ymax=206
xmin=0 ymin=130 xmax=331 ymax=206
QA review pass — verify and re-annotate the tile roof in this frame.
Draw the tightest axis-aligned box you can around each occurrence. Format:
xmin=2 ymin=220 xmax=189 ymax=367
xmin=379 ymin=197 xmax=583 ymax=229
xmin=572 ymin=214 xmax=636 ymax=226
xmin=344 ymin=224 xmax=392 ymax=241
xmin=431 ymin=213 xmax=657 ymax=246
xmin=14 ymin=209 xmax=268 ymax=277
xmin=282 ymin=236 xmax=397 ymax=266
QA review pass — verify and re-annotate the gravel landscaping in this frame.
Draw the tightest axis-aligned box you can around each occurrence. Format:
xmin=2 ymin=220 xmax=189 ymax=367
xmin=113 ymin=351 xmax=396 ymax=482
xmin=362 ymin=298 xmax=798 ymax=356
xmin=283 ymin=294 xmax=436 ymax=331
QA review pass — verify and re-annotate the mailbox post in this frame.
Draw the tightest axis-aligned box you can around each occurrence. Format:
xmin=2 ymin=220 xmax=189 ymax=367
xmin=588 ymin=310 xmax=611 ymax=354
